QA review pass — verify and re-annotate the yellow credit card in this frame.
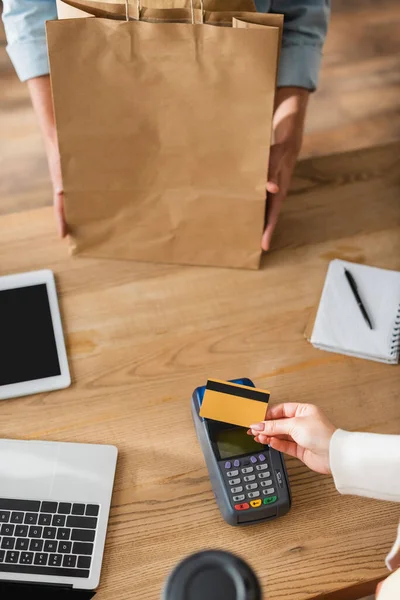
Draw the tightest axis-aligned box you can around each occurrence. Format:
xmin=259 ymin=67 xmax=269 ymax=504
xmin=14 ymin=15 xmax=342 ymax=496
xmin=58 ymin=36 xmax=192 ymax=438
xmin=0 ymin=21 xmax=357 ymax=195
xmin=199 ymin=379 xmax=270 ymax=428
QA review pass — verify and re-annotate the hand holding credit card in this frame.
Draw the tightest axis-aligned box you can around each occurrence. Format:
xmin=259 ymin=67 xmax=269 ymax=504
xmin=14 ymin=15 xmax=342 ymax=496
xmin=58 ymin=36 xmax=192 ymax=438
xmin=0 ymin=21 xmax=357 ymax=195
xmin=199 ymin=379 xmax=270 ymax=428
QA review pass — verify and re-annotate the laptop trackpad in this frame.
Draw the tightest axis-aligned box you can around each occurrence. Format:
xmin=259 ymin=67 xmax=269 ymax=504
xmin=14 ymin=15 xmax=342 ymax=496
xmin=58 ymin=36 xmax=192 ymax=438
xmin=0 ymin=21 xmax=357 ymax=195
xmin=0 ymin=440 xmax=56 ymax=498
xmin=0 ymin=439 xmax=112 ymax=502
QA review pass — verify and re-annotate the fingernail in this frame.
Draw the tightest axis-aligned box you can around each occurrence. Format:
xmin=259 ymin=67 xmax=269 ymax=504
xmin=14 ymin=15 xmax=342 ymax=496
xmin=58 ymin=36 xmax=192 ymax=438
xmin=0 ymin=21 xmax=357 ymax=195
xmin=250 ymin=423 xmax=264 ymax=431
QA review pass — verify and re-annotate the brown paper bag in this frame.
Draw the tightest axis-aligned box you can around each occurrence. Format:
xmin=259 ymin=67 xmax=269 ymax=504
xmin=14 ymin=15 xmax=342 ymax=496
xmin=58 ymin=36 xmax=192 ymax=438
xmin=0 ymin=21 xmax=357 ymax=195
xmin=59 ymin=0 xmax=258 ymax=19
xmin=46 ymin=7 xmax=282 ymax=269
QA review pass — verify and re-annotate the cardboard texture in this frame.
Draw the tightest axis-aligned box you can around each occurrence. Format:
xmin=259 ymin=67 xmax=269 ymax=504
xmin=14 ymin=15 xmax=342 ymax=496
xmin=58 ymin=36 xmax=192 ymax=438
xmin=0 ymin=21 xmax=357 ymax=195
xmin=200 ymin=379 xmax=270 ymax=427
xmin=60 ymin=0 xmax=258 ymax=18
xmin=47 ymin=5 xmax=282 ymax=269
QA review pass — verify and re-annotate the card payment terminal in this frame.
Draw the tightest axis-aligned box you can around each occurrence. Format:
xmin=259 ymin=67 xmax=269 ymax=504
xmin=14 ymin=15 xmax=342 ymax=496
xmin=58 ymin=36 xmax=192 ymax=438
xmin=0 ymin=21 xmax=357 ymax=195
xmin=192 ymin=378 xmax=291 ymax=526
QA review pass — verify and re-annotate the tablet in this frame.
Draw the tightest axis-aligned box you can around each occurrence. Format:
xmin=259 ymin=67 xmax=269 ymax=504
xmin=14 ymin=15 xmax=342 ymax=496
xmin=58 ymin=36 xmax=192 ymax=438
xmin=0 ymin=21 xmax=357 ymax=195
xmin=0 ymin=269 xmax=71 ymax=400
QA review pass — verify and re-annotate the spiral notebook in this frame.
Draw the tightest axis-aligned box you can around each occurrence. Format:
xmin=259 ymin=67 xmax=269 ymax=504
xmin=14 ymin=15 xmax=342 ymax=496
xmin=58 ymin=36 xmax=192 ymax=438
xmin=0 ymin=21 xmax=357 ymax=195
xmin=307 ymin=260 xmax=400 ymax=364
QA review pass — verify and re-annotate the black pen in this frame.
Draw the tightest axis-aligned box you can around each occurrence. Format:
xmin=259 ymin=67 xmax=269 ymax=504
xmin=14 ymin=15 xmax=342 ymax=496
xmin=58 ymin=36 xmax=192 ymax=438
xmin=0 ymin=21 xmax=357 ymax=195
xmin=344 ymin=268 xmax=373 ymax=330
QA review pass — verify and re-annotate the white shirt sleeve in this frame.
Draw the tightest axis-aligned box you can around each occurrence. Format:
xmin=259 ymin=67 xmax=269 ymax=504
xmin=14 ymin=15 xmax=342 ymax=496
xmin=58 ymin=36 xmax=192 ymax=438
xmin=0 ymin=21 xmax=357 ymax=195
xmin=330 ymin=429 xmax=400 ymax=570
xmin=330 ymin=429 xmax=400 ymax=502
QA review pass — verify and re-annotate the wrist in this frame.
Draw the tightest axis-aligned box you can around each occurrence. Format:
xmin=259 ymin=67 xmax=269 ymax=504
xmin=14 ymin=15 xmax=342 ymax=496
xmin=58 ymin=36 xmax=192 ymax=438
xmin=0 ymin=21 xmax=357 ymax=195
xmin=27 ymin=75 xmax=58 ymax=148
xmin=44 ymin=134 xmax=60 ymax=161
xmin=43 ymin=136 xmax=62 ymax=193
xmin=326 ymin=427 xmax=338 ymax=475
xmin=273 ymin=87 xmax=309 ymax=150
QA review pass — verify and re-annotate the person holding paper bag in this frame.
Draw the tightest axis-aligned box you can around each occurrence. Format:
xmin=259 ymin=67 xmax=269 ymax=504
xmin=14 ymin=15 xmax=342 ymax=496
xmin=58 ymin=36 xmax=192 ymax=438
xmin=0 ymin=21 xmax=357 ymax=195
xmin=2 ymin=0 xmax=330 ymax=249
xmin=248 ymin=403 xmax=400 ymax=599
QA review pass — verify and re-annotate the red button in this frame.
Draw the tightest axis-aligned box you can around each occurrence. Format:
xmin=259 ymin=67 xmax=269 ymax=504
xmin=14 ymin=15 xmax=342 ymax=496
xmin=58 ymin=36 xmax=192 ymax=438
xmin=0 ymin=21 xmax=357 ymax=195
xmin=234 ymin=503 xmax=250 ymax=511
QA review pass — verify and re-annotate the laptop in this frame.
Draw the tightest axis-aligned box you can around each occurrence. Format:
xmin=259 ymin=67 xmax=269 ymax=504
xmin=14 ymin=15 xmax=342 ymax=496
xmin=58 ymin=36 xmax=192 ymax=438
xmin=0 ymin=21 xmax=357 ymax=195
xmin=0 ymin=439 xmax=117 ymax=595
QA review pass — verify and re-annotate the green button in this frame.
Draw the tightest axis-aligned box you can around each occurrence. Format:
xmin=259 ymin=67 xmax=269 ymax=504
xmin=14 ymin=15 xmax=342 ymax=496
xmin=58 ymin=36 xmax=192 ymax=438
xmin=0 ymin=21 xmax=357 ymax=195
xmin=263 ymin=495 xmax=277 ymax=505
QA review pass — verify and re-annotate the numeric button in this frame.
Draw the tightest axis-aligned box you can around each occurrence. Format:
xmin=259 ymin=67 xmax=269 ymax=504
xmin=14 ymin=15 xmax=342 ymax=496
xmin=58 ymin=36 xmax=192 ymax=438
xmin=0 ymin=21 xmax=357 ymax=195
xmin=248 ymin=491 xmax=260 ymax=499
xmin=245 ymin=483 xmax=258 ymax=490
xmin=243 ymin=475 xmax=256 ymax=482
xmin=256 ymin=464 xmax=269 ymax=471
xmin=241 ymin=467 xmax=254 ymax=474
xmin=230 ymin=486 xmax=243 ymax=494
xmin=258 ymin=473 xmax=272 ymax=481
xmin=232 ymin=495 xmax=245 ymax=502
xmin=228 ymin=478 xmax=241 ymax=486
xmin=226 ymin=470 xmax=239 ymax=477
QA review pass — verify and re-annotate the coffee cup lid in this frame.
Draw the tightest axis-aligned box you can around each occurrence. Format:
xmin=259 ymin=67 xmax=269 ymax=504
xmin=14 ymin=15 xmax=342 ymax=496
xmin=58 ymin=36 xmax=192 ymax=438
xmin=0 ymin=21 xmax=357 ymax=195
xmin=162 ymin=550 xmax=261 ymax=600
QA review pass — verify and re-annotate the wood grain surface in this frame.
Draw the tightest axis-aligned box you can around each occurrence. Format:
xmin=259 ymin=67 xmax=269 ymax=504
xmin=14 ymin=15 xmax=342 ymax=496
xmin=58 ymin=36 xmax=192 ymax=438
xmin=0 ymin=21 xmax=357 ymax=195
xmin=303 ymin=0 xmax=400 ymax=158
xmin=0 ymin=143 xmax=399 ymax=600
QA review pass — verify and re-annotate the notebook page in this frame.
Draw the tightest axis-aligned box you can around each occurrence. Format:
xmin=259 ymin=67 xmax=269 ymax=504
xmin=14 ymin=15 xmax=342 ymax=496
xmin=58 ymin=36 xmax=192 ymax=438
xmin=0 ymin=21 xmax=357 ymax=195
xmin=311 ymin=260 xmax=400 ymax=362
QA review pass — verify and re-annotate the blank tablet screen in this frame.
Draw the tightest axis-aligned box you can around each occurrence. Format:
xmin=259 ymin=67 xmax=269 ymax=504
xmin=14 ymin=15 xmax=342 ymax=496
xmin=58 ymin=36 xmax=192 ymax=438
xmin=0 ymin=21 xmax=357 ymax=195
xmin=0 ymin=284 xmax=61 ymax=386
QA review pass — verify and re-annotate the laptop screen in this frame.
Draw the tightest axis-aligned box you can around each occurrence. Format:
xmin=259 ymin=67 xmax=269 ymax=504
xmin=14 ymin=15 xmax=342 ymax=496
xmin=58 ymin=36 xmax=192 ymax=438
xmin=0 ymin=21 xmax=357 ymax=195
xmin=0 ymin=284 xmax=61 ymax=386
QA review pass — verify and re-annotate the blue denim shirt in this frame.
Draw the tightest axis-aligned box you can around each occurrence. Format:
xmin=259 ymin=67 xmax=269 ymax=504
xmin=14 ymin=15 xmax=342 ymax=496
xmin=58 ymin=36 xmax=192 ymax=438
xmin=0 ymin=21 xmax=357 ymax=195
xmin=2 ymin=0 xmax=330 ymax=90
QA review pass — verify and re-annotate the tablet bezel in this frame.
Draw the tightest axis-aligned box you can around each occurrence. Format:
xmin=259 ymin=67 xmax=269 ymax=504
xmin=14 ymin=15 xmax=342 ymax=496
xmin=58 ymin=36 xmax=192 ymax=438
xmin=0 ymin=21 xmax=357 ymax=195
xmin=0 ymin=269 xmax=71 ymax=400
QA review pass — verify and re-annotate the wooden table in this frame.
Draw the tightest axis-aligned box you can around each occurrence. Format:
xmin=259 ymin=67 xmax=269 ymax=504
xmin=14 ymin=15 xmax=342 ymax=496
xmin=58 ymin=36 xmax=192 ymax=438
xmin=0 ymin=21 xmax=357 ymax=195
xmin=0 ymin=143 xmax=399 ymax=600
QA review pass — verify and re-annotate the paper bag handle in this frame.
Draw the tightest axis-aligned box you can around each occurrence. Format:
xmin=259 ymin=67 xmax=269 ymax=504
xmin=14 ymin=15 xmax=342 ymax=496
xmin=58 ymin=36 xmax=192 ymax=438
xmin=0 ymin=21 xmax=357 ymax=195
xmin=124 ymin=0 xmax=205 ymax=23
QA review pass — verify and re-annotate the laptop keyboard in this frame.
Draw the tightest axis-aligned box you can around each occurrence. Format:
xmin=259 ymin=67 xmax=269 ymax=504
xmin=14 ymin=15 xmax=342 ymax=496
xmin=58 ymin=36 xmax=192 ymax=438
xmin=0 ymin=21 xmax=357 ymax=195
xmin=0 ymin=499 xmax=99 ymax=579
